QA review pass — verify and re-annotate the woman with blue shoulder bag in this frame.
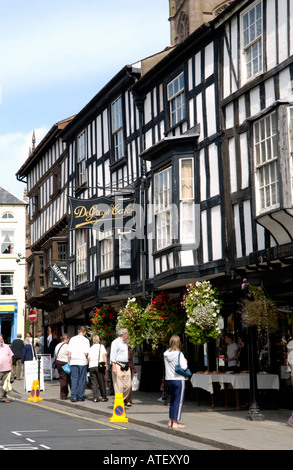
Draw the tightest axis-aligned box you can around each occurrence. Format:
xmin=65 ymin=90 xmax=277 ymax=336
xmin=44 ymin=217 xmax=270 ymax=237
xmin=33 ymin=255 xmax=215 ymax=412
xmin=164 ymin=335 xmax=189 ymax=430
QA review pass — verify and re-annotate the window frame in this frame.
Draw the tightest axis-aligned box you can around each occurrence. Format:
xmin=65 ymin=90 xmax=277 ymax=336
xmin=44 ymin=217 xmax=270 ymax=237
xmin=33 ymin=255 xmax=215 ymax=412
xmin=167 ymin=72 xmax=186 ymax=127
xmin=0 ymin=230 xmax=14 ymax=254
xmin=118 ymin=230 xmax=132 ymax=269
xmin=241 ymin=0 xmax=263 ymax=83
xmin=0 ymin=272 xmax=14 ymax=296
xmin=154 ymin=166 xmax=173 ymax=251
xmin=253 ymin=111 xmax=279 ymax=214
xmin=179 ymin=158 xmax=195 ymax=244
xmin=99 ymin=230 xmax=114 ymax=273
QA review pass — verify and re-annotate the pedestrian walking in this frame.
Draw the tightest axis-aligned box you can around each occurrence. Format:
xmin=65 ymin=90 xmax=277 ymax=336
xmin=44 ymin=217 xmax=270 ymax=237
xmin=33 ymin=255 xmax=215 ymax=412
xmin=22 ymin=338 xmax=36 ymax=363
xmin=67 ymin=326 xmax=90 ymax=402
xmin=164 ymin=335 xmax=188 ymax=429
xmin=88 ymin=335 xmax=108 ymax=402
xmin=124 ymin=339 xmax=138 ymax=407
xmin=54 ymin=335 xmax=71 ymax=400
xmin=10 ymin=334 xmax=24 ymax=380
xmin=0 ymin=333 xmax=14 ymax=403
xmin=110 ymin=328 xmax=131 ymax=404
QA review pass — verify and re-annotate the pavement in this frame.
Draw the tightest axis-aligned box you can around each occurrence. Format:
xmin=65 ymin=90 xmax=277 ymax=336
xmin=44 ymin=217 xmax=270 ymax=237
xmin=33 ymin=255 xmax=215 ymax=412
xmin=8 ymin=377 xmax=293 ymax=451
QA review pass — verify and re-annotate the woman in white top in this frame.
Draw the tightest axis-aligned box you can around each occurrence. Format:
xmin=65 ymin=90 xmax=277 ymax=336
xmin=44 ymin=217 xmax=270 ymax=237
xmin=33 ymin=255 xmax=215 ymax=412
xmin=54 ymin=335 xmax=70 ymax=400
xmin=88 ymin=335 xmax=108 ymax=402
xmin=164 ymin=335 xmax=188 ymax=429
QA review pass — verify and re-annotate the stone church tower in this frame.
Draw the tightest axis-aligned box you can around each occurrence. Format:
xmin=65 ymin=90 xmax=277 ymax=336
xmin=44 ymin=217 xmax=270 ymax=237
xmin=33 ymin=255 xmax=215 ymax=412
xmin=169 ymin=0 xmax=235 ymax=45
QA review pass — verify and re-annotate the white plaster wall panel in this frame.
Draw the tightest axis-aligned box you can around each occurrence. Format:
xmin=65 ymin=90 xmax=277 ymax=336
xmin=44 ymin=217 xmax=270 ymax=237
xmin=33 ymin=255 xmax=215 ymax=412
xmin=266 ymin=0 xmax=277 ymax=70
xmin=225 ymin=102 xmax=234 ymax=129
xmin=233 ymin=204 xmax=242 ymax=258
xmin=196 ymin=93 xmax=204 ymax=141
xmin=265 ymin=78 xmax=275 ymax=108
xmin=96 ymin=116 xmax=102 ymax=158
xmin=243 ymin=200 xmax=253 ymax=255
xmin=102 ymin=110 xmax=109 ymax=153
xmin=195 ymin=52 xmax=201 ymax=87
xmin=206 ymin=85 xmax=216 ymax=136
xmin=188 ymin=58 xmax=193 ymax=91
xmin=211 ymin=205 xmax=222 ymax=260
xmin=144 ymin=92 xmax=152 ymax=124
xmin=205 ymin=43 xmax=214 ymax=80
xmin=279 ymin=68 xmax=292 ymax=100
xmin=250 ymin=87 xmax=261 ymax=116
xmin=200 ymin=149 xmax=206 ymax=201
xmin=209 ymin=143 xmax=220 ymax=197
xmin=201 ymin=210 xmax=209 ymax=263
xmin=240 ymin=133 xmax=249 ymax=190
xmin=229 ymin=137 xmax=237 ymax=193
xmin=230 ymin=16 xmax=238 ymax=94
xmin=223 ymin=24 xmax=231 ymax=99
xmin=278 ymin=0 xmax=289 ymax=63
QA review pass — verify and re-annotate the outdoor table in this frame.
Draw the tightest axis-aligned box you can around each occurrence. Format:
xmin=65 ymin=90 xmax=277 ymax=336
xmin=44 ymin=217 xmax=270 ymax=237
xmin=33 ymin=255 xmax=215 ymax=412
xmin=190 ymin=372 xmax=222 ymax=408
xmin=220 ymin=373 xmax=280 ymax=410
xmin=191 ymin=372 xmax=280 ymax=409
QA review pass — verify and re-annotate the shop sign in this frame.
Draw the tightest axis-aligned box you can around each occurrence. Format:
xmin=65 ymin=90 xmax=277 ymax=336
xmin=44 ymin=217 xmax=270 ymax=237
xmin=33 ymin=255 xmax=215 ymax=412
xmin=0 ymin=304 xmax=14 ymax=312
xmin=68 ymin=196 xmax=134 ymax=231
xmin=51 ymin=264 xmax=70 ymax=288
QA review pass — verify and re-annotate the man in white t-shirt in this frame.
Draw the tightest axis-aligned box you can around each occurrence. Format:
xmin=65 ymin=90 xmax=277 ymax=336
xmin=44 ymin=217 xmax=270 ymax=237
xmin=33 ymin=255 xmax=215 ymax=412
xmin=67 ymin=326 xmax=90 ymax=402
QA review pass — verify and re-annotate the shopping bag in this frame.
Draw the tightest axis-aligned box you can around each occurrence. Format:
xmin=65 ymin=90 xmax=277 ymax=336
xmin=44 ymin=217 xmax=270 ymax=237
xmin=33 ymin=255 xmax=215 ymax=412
xmin=132 ymin=374 xmax=140 ymax=391
xmin=3 ymin=372 xmax=12 ymax=392
xmin=62 ymin=364 xmax=71 ymax=374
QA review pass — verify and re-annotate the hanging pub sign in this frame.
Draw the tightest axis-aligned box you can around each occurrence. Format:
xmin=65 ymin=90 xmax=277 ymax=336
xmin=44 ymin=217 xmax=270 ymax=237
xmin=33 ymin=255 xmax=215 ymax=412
xmin=68 ymin=196 xmax=135 ymax=231
xmin=51 ymin=263 xmax=70 ymax=288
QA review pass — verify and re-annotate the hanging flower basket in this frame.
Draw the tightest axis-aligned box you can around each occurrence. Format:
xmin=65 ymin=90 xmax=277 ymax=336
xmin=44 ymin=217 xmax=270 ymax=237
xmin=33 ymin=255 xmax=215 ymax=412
xmin=88 ymin=304 xmax=117 ymax=345
xmin=116 ymin=298 xmax=145 ymax=348
xmin=239 ymin=279 xmax=278 ymax=332
xmin=143 ymin=292 xmax=186 ymax=350
xmin=183 ymin=281 xmax=223 ymax=345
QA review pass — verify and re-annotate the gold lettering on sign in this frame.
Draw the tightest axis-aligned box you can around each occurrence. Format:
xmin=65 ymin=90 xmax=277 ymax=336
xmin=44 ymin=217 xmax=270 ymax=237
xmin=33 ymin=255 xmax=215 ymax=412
xmin=73 ymin=202 xmax=134 ymax=229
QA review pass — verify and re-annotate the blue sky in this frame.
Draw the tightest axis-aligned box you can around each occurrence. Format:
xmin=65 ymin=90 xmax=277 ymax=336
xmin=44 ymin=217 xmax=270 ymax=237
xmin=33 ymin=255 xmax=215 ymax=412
xmin=0 ymin=0 xmax=170 ymax=199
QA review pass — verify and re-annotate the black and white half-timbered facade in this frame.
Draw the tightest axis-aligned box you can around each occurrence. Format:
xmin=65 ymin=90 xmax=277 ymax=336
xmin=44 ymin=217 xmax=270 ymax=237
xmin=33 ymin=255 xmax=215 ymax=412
xmin=16 ymin=117 xmax=76 ymax=343
xmin=17 ymin=0 xmax=293 ymax=399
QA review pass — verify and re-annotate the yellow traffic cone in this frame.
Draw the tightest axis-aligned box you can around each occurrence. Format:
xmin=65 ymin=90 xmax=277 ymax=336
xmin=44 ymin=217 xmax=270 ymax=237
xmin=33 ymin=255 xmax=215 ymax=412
xmin=28 ymin=380 xmax=43 ymax=403
xmin=109 ymin=393 xmax=128 ymax=423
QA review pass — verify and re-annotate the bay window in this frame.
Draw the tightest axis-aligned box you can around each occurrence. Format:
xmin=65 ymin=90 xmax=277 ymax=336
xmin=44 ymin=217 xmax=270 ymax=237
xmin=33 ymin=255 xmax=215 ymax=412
xmin=154 ymin=167 xmax=172 ymax=250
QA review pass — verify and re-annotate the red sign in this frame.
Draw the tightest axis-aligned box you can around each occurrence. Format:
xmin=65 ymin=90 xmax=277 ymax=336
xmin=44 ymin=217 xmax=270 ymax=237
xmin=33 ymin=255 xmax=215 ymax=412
xmin=28 ymin=310 xmax=37 ymax=322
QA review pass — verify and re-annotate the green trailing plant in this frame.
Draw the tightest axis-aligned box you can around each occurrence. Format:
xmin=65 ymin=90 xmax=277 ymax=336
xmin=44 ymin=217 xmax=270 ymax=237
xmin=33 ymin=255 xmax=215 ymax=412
xmin=183 ymin=281 xmax=223 ymax=345
xmin=239 ymin=279 xmax=278 ymax=332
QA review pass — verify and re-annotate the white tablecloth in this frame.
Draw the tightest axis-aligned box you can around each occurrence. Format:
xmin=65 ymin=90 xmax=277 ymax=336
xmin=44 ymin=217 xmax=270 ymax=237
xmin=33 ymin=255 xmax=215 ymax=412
xmin=191 ymin=373 xmax=280 ymax=394
xmin=190 ymin=373 xmax=222 ymax=394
